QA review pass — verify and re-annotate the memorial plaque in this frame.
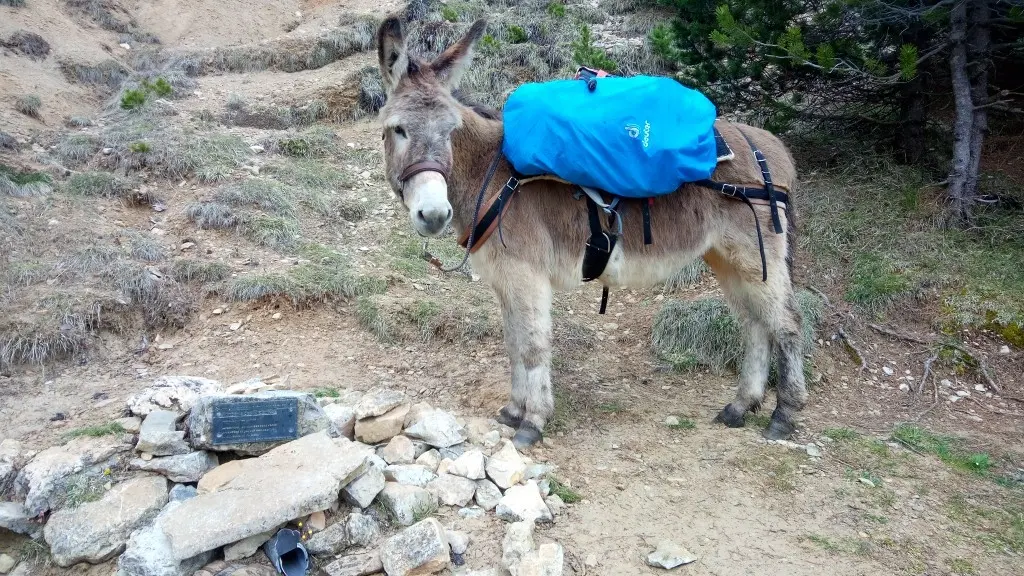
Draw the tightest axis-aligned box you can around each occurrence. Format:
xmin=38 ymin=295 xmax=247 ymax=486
xmin=210 ymin=397 xmax=299 ymax=445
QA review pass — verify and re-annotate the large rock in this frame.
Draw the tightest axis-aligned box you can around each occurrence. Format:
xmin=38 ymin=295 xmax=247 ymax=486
xmin=324 ymin=404 xmax=357 ymax=440
xmin=377 ymin=483 xmax=437 ymax=527
xmin=130 ymin=452 xmax=219 ymax=483
xmin=127 ymin=375 xmax=224 ymax=417
xmin=355 ymin=387 xmax=406 ymax=419
xmin=404 ymin=409 xmax=467 ymax=448
xmin=496 ymin=481 xmax=552 ymax=524
xmin=0 ymin=439 xmax=25 ymax=495
xmin=186 ymin=391 xmax=336 ymax=456
xmin=0 ymin=502 xmax=40 ymax=537
xmin=381 ymin=436 xmax=416 ymax=465
xmin=485 ymin=441 xmax=526 ymax=490
xmin=346 ymin=512 xmax=380 ymax=547
xmin=426 ymin=474 xmax=477 ymax=507
xmin=44 ymin=475 xmax=169 ymax=567
xmin=157 ymin=433 xmax=369 ymax=560
xmin=196 ymin=459 xmax=246 ymax=494
xmin=384 ymin=464 xmax=437 ymax=487
xmin=449 ymin=450 xmax=486 ymax=480
xmin=502 ymin=521 xmax=536 ymax=575
xmin=342 ymin=465 xmax=386 ymax=509
xmin=474 ymin=480 xmax=502 ymax=511
xmin=14 ymin=435 xmax=131 ymax=515
xmin=305 ymin=522 xmax=348 ymax=557
xmin=519 ymin=543 xmax=564 ymax=576
xmin=416 ymin=449 xmax=442 ymax=472
xmin=323 ymin=552 xmax=383 ymax=576
xmin=136 ymin=410 xmax=190 ymax=456
xmin=168 ymin=484 xmax=198 ymax=502
xmin=355 ymin=404 xmax=410 ymax=444
xmin=380 ymin=518 xmax=450 ymax=576
xmin=117 ymin=500 xmax=215 ymax=576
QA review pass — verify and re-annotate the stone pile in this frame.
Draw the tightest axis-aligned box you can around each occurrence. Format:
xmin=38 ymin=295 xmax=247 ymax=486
xmin=0 ymin=377 xmax=571 ymax=576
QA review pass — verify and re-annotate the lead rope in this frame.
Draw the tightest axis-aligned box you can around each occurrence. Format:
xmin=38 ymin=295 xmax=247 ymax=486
xmin=422 ymin=142 xmax=504 ymax=273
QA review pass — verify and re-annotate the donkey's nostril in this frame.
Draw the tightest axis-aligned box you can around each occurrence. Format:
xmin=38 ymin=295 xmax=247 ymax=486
xmin=417 ymin=209 xmax=425 ymax=221
xmin=445 ymin=207 xmax=452 ymax=220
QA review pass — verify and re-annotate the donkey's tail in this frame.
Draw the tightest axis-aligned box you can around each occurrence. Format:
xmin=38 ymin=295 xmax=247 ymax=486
xmin=784 ymin=179 xmax=798 ymax=280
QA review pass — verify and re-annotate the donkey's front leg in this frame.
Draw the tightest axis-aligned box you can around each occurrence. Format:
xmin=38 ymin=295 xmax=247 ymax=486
xmin=493 ymin=270 xmax=554 ymax=450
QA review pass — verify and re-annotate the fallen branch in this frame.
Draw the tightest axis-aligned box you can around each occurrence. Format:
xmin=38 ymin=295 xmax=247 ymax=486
xmin=869 ymin=323 xmax=930 ymax=345
xmin=920 ymin=352 xmax=939 ymax=395
xmin=837 ymin=327 xmax=867 ymax=375
xmin=964 ymin=396 xmax=1020 ymax=417
xmin=807 ymin=285 xmax=831 ymax=308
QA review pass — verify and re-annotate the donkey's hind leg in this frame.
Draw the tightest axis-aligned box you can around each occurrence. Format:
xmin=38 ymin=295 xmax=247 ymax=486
xmin=492 ymin=265 xmax=555 ymax=449
xmin=704 ymin=243 xmax=807 ymax=440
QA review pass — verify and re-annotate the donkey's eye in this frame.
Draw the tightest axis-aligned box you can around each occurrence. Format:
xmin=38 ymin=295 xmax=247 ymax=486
xmin=393 ymin=126 xmax=407 ymax=138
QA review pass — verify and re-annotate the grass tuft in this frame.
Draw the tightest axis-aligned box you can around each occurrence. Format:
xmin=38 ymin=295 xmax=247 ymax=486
xmin=214 ymin=179 xmax=298 ymax=216
xmin=892 ymin=424 xmax=993 ymax=476
xmin=15 ymin=94 xmax=42 ymax=118
xmin=548 ymin=477 xmax=582 ymax=503
xmin=242 ymin=215 xmax=299 ymax=248
xmin=185 ymin=202 xmax=239 ymax=230
xmin=65 ymin=422 xmax=127 ymax=439
xmin=1 ymin=164 xmax=53 ymax=197
xmin=2 ymin=30 xmax=51 ymax=58
xmin=55 ymin=134 xmax=101 ymax=165
xmin=263 ymin=126 xmax=336 ymax=158
xmin=171 ymin=259 xmax=231 ymax=284
xmin=65 ymin=172 xmax=140 ymax=202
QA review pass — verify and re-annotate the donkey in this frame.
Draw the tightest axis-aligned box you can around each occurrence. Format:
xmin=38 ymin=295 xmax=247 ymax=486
xmin=373 ymin=16 xmax=808 ymax=448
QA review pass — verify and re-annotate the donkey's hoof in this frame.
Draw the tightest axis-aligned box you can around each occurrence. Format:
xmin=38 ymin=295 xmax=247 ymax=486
xmin=762 ymin=417 xmax=796 ymax=441
xmin=713 ymin=404 xmax=746 ymax=428
xmin=511 ymin=422 xmax=542 ymax=450
xmin=496 ymin=406 xmax=523 ymax=429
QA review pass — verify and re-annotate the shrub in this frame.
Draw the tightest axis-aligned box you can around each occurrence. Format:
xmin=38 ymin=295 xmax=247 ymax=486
xmin=185 ymin=202 xmax=239 ymax=230
xmin=1 ymin=31 xmax=51 ymax=58
xmin=571 ymin=24 xmax=617 ymax=72
xmin=15 ymin=95 xmax=42 ymax=118
xmin=120 ymin=89 xmax=147 ymax=110
xmin=55 ymin=134 xmax=101 ymax=165
xmin=507 ymin=25 xmax=528 ymax=44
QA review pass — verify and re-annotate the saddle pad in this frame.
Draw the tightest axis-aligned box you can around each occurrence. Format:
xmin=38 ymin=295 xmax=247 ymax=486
xmin=502 ymin=75 xmax=719 ymax=198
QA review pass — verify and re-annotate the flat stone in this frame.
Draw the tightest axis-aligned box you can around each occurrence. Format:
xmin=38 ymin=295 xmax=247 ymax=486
xmin=0 ymin=439 xmax=24 ymax=495
xmin=416 ymin=449 xmax=442 ymax=472
xmin=382 ymin=436 xmax=416 ymax=465
xmin=130 ymin=451 xmax=219 ymax=483
xmin=458 ymin=506 xmax=485 ymax=519
xmin=0 ymin=502 xmax=41 ymax=537
xmin=545 ymin=495 xmax=565 ymax=516
xmin=480 ymin=430 xmax=501 ymax=448
xmin=323 ymin=552 xmax=383 ymax=576
xmin=223 ymin=529 xmax=275 ymax=561
xmin=475 ymin=479 xmax=502 ymax=511
xmin=324 ymin=404 xmax=357 ymax=440
xmin=805 ymin=444 xmax=822 ymax=458
xmin=384 ymin=464 xmax=437 ymax=487
xmin=646 ymin=540 xmax=697 ymax=569
xmin=116 ymin=416 xmax=143 ymax=434
xmin=437 ymin=458 xmax=453 ymax=476
xmin=0 ymin=554 xmax=14 ymax=574
xmin=44 ymin=475 xmax=169 ymax=567
xmin=355 ymin=387 xmax=407 ymax=419
xmin=497 ymin=480 xmax=552 ymax=524
xmin=14 ymin=435 xmax=131 ymax=516
xmin=117 ymin=500 xmax=215 ymax=576
xmin=346 ymin=512 xmax=380 ymax=547
xmin=464 ymin=417 xmax=497 ymax=443
xmin=137 ymin=410 xmax=190 ymax=456
xmin=158 ymin=433 xmax=369 ymax=560
xmin=380 ymin=518 xmax=450 ymax=576
xmin=305 ymin=521 xmax=348 ymax=557
xmin=426 ymin=474 xmax=477 ymax=507
xmin=447 ymin=530 xmax=470 ymax=555
xmin=186 ymin=391 xmax=335 ymax=456
xmin=464 ymin=570 xmax=502 ymax=576
xmin=404 ymin=408 xmax=467 ymax=448
xmin=524 ymin=463 xmax=553 ymax=481
xmin=197 ymin=459 xmax=245 ymax=494
xmin=126 ymin=375 xmax=224 ymax=417
xmin=377 ymin=482 xmax=438 ymax=526
xmin=519 ymin=542 xmax=564 ymax=576
xmin=449 ymin=450 xmax=486 ymax=480
xmin=486 ymin=440 xmax=526 ymax=490
xmin=501 ymin=521 xmax=535 ymax=575
xmin=168 ymin=485 xmax=197 ymax=502
xmin=355 ymin=404 xmax=410 ymax=444
xmin=343 ymin=465 xmax=386 ymax=509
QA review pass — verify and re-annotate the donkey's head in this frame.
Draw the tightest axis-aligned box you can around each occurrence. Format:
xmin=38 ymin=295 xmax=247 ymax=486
xmin=376 ymin=16 xmax=487 ymax=237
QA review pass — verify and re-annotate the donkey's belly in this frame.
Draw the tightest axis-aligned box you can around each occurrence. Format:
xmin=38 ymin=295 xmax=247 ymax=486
xmin=598 ymin=242 xmax=707 ymax=289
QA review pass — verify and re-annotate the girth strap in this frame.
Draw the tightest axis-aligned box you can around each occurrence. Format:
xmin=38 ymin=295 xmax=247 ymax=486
xmin=737 ymin=130 xmax=783 ymax=234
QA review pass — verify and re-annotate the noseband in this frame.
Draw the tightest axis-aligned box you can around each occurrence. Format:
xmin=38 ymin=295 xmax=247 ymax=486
xmin=398 ymin=161 xmax=450 ymax=200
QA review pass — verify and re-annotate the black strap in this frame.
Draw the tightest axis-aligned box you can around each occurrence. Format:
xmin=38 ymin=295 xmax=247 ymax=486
xmin=464 ymin=174 xmax=520 ymax=251
xmin=599 ymin=286 xmax=609 ymax=315
xmin=738 ymin=130 xmax=783 ymax=234
xmin=694 ymin=179 xmax=783 ymax=283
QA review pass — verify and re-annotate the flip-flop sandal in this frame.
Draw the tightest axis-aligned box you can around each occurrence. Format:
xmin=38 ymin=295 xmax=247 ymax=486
xmin=262 ymin=528 xmax=310 ymax=576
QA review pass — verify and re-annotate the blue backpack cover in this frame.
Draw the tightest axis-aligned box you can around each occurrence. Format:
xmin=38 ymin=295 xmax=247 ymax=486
xmin=501 ymin=75 xmax=718 ymax=197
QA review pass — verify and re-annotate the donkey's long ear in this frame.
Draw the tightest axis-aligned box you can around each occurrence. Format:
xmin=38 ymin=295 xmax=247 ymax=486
xmin=430 ymin=19 xmax=486 ymax=90
xmin=377 ymin=16 xmax=409 ymax=94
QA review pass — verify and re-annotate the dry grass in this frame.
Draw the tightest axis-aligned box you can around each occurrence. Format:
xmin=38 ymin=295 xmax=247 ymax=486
xmin=170 ymin=259 xmax=231 ymax=284
xmin=227 ymin=246 xmax=385 ymax=306
xmin=59 ymin=59 xmax=130 ymax=89
xmin=1 ymin=30 xmax=51 ymax=59
xmin=242 ymin=215 xmax=299 ymax=248
xmin=214 ymin=179 xmax=299 ymax=217
xmin=262 ymin=126 xmax=337 ymax=158
xmin=185 ymin=202 xmax=239 ymax=230
xmin=1 ymin=165 xmax=53 ymax=197
xmin=55 ymin=134 xmax=102 ymax=166
xmin=15 ymin=94 xmax=42 ymax=118
xmin=355 ymin=293 xmax=499 ymax=344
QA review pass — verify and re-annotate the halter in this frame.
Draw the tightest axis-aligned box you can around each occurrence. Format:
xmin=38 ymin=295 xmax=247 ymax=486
xmin=397 ymin=161 xmax=450 ymax=201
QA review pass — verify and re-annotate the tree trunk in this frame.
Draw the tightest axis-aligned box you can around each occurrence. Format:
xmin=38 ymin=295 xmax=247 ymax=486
xmin=944 ymin=0 xmax=974 ymax=227
xmin=898 ymin=73 xmax=927 ymax=165
xmin=965 ymin=0 xmax=990 ymax=203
